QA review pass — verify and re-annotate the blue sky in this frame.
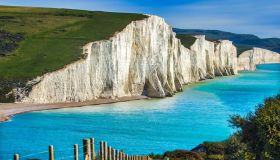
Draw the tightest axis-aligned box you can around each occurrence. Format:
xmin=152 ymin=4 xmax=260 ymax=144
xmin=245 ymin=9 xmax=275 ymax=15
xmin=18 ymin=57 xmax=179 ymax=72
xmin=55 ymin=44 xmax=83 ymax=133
xmin=1 ymin=0 xmax=279 ymax=38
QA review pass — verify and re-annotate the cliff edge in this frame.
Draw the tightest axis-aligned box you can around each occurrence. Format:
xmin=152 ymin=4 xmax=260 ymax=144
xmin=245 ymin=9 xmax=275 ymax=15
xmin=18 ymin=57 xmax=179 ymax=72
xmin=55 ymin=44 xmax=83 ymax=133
xmin=13 ymin=15 xmax=238 ymax=103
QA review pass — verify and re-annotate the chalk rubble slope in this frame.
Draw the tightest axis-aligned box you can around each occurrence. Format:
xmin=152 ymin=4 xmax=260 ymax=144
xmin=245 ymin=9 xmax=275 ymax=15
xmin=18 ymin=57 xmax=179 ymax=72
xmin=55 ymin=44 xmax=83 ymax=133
xmin=15 ymin=15 xmax=238 ymax=103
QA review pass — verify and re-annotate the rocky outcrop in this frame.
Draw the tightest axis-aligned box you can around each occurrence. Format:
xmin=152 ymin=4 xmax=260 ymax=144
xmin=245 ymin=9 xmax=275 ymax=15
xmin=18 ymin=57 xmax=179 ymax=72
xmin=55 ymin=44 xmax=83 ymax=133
xmin=238 ymin=48 xmax=280 ymax=71
xmin=14 ymin=16 xmax=238 ymax=104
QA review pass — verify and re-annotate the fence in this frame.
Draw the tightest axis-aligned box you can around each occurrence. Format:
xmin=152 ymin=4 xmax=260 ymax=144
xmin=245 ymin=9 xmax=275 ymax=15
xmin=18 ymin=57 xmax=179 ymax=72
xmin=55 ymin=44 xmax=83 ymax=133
xmin=12 ymin=137 xmax=152 ymax=160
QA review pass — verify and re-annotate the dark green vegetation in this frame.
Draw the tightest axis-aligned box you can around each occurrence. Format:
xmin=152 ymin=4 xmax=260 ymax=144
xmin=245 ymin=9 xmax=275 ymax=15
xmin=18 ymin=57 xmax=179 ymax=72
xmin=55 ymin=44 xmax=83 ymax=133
xmin=0 ymin=6 xmax=146 ymax=102
xmin=174 ymin=28 xmax=280 ymax=55
xmin=152 ymin=94 xmax=280 ymax=160
xmin=226 ymin=94 xmax=280 ymax=160
xmin=149 ymin=142 xmax=225 ymax=160
xmin=0 ymin=30 xmax=24 ymax=56
xmin=175 ymin=34 xmax=197 ymax=49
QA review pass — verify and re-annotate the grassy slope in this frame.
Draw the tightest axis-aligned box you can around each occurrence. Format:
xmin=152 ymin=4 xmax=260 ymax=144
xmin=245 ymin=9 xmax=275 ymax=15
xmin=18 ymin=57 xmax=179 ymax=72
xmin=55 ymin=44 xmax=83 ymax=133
xmin=176 ymin=34 xmax=219 ymax=49
xmin=175 ymin=34 xmax=197 ymax=49
xmin=0 ymin=6 xmax=147 ymax=80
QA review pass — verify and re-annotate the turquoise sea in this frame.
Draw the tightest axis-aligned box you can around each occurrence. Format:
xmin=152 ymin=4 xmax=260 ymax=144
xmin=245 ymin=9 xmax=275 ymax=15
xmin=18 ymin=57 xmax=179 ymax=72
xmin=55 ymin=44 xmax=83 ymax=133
xmin=0 ymin=64 xmax=279 ymax=159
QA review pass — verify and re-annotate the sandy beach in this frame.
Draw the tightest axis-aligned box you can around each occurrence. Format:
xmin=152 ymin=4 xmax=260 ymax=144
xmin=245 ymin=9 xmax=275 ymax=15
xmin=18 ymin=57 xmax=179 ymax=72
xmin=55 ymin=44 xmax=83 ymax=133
xmin=0 ymin=96 xmax=148 ymax=122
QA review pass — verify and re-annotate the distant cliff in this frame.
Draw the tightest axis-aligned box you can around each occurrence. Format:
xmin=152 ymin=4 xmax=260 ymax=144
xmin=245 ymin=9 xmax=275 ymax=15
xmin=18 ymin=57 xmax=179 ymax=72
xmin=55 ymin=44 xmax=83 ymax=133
xmin=238 ymin=48 xmax=280 ymax=71
xmin=14 ymin=16 xmax=238 ymax=103
xmin=173 ymin=28 xmax=280 ymax=55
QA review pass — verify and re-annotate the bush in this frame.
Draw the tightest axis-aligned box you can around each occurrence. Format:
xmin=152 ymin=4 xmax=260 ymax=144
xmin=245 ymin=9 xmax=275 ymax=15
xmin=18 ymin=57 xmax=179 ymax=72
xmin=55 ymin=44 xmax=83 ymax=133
xmin=225 ymin=134 xmax=255 ymax=160
xmin=163 ymin=150 xmax=204 ymax=160
xmin=206 ymin=154 xmax=224 ymax=160
xmin=226 ymin=94 xmax=280 ymax=160
xmin=201 ymin=142 xmax=225 ymax=155
xmin=149 ymin=153 xmax=163 ymax=159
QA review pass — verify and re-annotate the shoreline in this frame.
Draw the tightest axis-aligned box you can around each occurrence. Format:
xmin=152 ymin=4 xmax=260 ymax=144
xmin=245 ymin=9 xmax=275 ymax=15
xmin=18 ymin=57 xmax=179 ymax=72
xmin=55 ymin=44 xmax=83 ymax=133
xmin=0 ymin=96 xmax=148 ymax=123
xmin=0 ymin=73 xmax=244 ymax=123
xmin=0 ymin=74 xmax=239 ymax=123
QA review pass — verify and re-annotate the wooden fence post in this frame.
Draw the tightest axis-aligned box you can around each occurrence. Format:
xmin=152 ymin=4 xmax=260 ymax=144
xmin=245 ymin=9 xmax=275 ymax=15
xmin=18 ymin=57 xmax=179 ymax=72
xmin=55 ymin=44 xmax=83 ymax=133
xmin=100 ymin=141 xmax=104 ymax=160
xmin=119 ymin=151 xmax=122 ymax=160
xmin=120 ymin=152 xmax=122 ymax=160
xmin=126 ymin=154 xmax=129 ymax=160
xmin=116 ymin=150 xmax=120 ymax=160
xmin=91 ymin=138 xmax=95 ymax=160
xmin=13 ymin=154 xmax=19 ymax=160
xmin=119 ymin=150 xmax=121 ymax=160
xmin=124 ymin=153 xmax=126 ymax=160
xmin=74 ymin=144 xmax=79 ymax=160
xmin=83 ymin=139 xmax=91 ymax=160
xmin=103 ymin=142 xmax=108 ymax=160
xmin=49 ymin=145 xmax=54 ymax=160
xmin=108 ymin=146 xmax=112 ymax=160
xmin=112 ymin=149 xmax=116 ymax=160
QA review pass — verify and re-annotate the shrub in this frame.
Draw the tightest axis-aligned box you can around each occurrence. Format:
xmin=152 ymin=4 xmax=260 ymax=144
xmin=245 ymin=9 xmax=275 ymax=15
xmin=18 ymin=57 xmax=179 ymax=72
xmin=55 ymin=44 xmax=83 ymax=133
xmin=206 ymin=154 xmax=224 ymax=160
xmin=227 ymin=94 xmax=280 ymax=160
xmin=164 ymin=150 xmax=204 ymax=160
xmin=201 ymin=142 xmax=225 ymax=155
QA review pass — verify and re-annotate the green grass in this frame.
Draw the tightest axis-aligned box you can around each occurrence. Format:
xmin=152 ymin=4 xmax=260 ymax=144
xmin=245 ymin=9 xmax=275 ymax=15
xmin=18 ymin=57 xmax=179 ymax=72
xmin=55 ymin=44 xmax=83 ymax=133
xmin=0 ymin=6 xmax=147 ymax=80
xmin=235 ymin=44 xmax=253 ymax=55
xmin=176 ymin=34 xmax=197 ymax=49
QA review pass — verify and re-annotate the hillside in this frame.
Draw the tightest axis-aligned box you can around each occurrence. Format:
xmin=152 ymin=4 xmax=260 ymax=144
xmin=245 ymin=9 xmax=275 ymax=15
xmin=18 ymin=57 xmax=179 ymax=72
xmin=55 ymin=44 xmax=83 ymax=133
xmin=0 ymin=6 xmax=146 ymax=102
xmin=0 ymin=6 xmax=147 ymax=80
xmin=174 ymin=28 xmax=280 ymax=55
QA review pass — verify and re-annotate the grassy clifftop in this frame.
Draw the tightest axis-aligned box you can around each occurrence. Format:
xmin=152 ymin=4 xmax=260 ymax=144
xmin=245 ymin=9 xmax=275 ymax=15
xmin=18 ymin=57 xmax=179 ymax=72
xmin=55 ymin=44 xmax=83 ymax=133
xmin=175 ymin=34 xmax=197 ymax=49
xmin=174 ymin=28 xmax=280 ymax=55
xmin=0 ymin=6 xmax=147 ymax=80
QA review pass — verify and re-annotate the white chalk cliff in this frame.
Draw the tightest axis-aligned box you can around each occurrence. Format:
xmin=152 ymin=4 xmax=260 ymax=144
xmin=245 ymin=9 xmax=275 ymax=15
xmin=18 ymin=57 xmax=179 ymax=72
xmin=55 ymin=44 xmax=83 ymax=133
xmin=238 ymin=48 xmax=280 ymax=71
xmin=13 ymin=15 xmax=278 ymax=104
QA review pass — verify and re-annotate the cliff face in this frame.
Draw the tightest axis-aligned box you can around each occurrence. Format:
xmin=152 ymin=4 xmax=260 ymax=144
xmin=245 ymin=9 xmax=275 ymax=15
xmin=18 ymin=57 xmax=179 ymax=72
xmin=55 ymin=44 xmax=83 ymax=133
xmin=238 ymin=48 xmax=280 ymax=71
xmin=15 ymin=16 xmax=238 ymax=103
xmin=190 ymin=36 xmax=237 ymax=80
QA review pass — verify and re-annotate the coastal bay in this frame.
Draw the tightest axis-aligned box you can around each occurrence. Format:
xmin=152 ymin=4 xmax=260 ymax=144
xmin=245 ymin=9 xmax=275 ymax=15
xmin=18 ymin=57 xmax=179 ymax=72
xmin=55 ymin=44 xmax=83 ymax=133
xmin=0 ymin=64 xmax=279 ymax=159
